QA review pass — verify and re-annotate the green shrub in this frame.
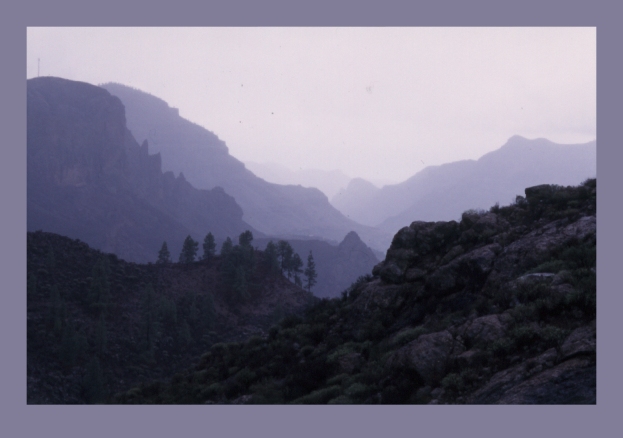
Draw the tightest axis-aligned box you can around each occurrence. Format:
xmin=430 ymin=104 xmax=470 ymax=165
xmin=441 ymin=372 xmax=465 ymax=395
xmin=391 ymin=326 xmax=427 ymax=347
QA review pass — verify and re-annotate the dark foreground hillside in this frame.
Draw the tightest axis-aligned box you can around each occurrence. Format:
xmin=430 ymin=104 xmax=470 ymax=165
xmin=115 ymin=180 xmax=596 ymax=404
xmin=27 ymin=232 xmax=315 ymax=404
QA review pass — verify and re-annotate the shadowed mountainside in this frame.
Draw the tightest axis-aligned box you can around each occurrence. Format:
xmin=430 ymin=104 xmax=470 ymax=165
xmin=100 ymin=82 xmax=391 ymax=252
xmin=27 ymin=230 xmax=316 ymax=404
xmin=27 ymin=77 xmax=256 ymax=263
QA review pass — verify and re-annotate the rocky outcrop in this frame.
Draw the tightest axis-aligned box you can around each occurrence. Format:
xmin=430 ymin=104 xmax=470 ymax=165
xmin=386 ymin=330 xmax=465 ymax=382
xmin=367 ymin=180 xmax=596 ymax=404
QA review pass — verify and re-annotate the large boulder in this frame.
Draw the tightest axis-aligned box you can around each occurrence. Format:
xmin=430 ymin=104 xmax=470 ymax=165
xmin=386 ymin=330 xmax=465 ymax=382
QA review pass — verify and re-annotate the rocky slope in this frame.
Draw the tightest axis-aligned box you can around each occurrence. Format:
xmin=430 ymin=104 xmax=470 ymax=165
xmin=27 ymin=230 xmax=315 ymax=404
xmin=114 ymin=180 xmax=596 ymax=404
xmin=28 ymin=77 xmax=256 ymax=263
xmin=100 ymin=82 xmax=391 ymax=252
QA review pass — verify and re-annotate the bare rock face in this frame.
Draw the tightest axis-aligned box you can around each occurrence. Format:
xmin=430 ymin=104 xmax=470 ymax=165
xmin=559 ymin=322 xmax=596 ymax=360
xmin=458 ymin=314 xmax=509 ymax=347
xmin=386 ymin=330 xmax=465 ymax=382
xmin=467 ymin=345 xmax=596 ymax=404
xmin=27 ymin=77 xmax=255 ymax=263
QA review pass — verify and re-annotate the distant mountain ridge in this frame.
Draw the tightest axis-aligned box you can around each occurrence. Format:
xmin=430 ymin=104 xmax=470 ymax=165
xmin=100 ymin=83 xmax=391 ymax=251
xmin=244 ymin=161 xmax=352 ymax=200
xmin=332 ymin=136 xmax=596 ymax=237
xmin=27 ymin=77 xmax=256 ymax=262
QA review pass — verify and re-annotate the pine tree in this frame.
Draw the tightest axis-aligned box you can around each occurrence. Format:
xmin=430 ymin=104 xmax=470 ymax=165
xmin=239 ymin=230 xmax=254 ymax=247
xmin=234 ymin=265 xmax=249 ymax=302
xmin=179 ymin=235 xmax=199 ymax=264
xmin=264 ymin=241 xmax=280 ymax=274
xmin=157 ymin=241 xmax=171 ymax=264
xmin=292 ymin=253 xmax=303 ymax=276
xmin=202 ymin=233 xmax=216 ymax=261
xmin=277 ymin=240 xmax=294 ymax=278
xmin=220 ymin=237 xmax=234 ymax=257
xmin=304 ymin=251 xmax=318 ymax=293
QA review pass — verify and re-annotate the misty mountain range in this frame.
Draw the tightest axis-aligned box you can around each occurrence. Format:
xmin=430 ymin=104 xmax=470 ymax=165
xmin=244 ymin=161 xmax=395 ymax=200
xmin=99 ymin=83 xmax=390 ymax=252
xmin=332 ymin=135 xmax=596 ymax=235
xmin=244 ymin=161 xmax=353 ymax=200
xmin=100 ymin=82 xmax=595 ymax=254
xmin=28 ymin=76 xmax=596 ymax=296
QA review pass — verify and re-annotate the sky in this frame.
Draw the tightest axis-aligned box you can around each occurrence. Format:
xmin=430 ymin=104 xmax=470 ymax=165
xmin=26 ymin=27 xmax=596 ymax=183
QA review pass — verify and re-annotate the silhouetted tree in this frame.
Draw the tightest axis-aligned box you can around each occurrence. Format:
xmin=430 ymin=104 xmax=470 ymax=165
xmin=304 ymin=251 xmax=318 ymax=293
xmin=220 ymin=237 xmax=234 ymax=257
xmin=264 ymin=241 xmax=280 ymax=274
xmin=234 ymin=265 xmax=249 ymax=301
xmin=202 ymin=233 xmax=216 ymax=261
xmin=239 ymin=230 xmax=254 ymax=247
xmin=179 ymin=235 xmax=199 ymax=264
xmin=292 ymin=253 xmax=303 ymax=287
xmin=277 ymin=240 xmax=294 ymax=278
xmin=157 ymin=241 xmax=171 ymax=264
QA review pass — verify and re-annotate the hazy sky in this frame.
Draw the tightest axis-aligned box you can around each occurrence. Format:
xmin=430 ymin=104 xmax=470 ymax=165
xmin=26 ymin=27 xmax=595 ymax=183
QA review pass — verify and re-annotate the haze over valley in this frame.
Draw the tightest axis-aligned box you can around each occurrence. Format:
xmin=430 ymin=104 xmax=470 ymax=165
xmin=26 ymin=27 xmax=596 ymax=405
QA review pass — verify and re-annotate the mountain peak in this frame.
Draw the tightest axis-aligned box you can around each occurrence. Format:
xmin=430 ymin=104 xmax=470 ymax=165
xmin=340 ymin=230 xmax=362 ymax=246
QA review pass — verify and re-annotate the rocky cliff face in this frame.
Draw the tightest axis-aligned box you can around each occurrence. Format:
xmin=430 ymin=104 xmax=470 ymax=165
xmin=28 ymin=77 xmax=255 ymax=263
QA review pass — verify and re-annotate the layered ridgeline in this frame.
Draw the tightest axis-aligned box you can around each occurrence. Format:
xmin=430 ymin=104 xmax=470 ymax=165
xmin=28 ymin=77 xmax=256 ymax=262
xmin=27 ymin=230 xmax=315 ymax=404
xmin=332 ymin=136 xmax=596 ymax=238
xmin=115 ymin=180 xmax=596 ymax=404
xmin=244 ymin=161 xmax=352 ymax=200
xmin=100 ymin=83 xmax=391 ymax=252
xmin=254 ymin=231 xmax=380 ymax=299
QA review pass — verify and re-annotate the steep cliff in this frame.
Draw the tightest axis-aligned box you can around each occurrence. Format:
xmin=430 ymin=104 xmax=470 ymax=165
xmin=27 ymin=77 xmax=255 ymax=263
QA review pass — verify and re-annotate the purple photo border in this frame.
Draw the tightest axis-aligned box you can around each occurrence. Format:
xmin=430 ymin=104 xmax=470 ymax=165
xmin=3 ymin=1 xmax=618 ymax=437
